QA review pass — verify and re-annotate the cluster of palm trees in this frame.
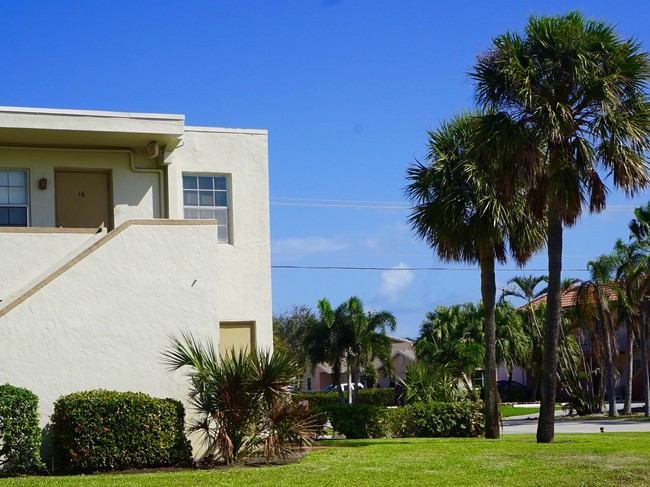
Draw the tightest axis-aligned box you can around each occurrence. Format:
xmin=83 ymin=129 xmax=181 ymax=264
xmin=405 ymin=11 xmax=650 ymax=442
xmin=569 ymin=203 xmax=650 ymax=418
xmin=303 ymin=296 xmax=397 ymax=405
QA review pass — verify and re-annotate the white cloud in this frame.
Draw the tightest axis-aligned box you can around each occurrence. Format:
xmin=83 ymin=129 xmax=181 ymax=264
xmin=379 ymin=262 xmax=415 ymax=301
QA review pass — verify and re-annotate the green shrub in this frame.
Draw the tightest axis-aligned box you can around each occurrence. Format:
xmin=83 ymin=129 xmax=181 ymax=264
xmin=293 ymin=387 xmax=395 ymax=408
xmin=51 ymin=390 xmax=192 ymax=472
xmin=0 ymin=384 xmax=45 ymax=476
xmin=387 ymin=401 xmax=484 ymax=438
xmin=320 ymin=404 xmax=388 ymax=439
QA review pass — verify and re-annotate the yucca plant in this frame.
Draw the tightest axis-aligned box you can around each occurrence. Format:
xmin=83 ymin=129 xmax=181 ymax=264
xmin=163 ymin=333 xmax=317 ymax=464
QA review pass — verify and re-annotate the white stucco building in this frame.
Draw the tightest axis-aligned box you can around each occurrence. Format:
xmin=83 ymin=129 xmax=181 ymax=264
xmin=0 ymin=106 xmax=272 ymax=424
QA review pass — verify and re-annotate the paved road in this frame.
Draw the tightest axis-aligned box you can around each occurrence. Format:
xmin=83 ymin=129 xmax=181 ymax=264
xmin=502 ymin=406 xmax=650 ymax=434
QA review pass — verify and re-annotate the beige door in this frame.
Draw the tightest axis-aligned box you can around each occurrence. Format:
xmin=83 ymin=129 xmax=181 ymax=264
xmin=55 ymin=171 xmax=111 ymax=229
xmin=220 ymin=321 xmax=256 ymax=356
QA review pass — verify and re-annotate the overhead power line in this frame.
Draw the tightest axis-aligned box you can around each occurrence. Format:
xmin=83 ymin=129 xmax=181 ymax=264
xmin=272 ymin=265 xmax=589 ymax=272
xmin=270 ymin=198 xmax=638 ymax=212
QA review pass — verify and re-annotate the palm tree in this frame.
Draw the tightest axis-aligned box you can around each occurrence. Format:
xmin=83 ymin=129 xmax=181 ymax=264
xmin=608 ymin=239 xmax=638 ymax=415
xmin=627 ymin=203 xmax=650 ymax=416
xmin=304 ymin=298 xmax=346 ymax=404
xmin=472 ymin=11 xmax=650 ymax=442
xmin=163 ymin=334 xmax=316 ymax=464
xmin=304 ymin=296 xmax=396 ymax=405
xmin=338 ymin=297 xmax=397 ymax=403
xmin=502 ymin=275 xmax=547 ymax=399
xmin=493 ymin=301 xmax=531 ymax=389
xmin=406 ymin=113 xmax=544 ymax=439
xmin=577 ymin=255 xmax=622 ymax=417
xmin=415 ymin=303 xmax=484 ymax=395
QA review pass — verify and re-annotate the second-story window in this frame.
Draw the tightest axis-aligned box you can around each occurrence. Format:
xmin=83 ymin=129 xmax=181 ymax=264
xmin=0 ymin=169 xmax=29 ymax=227
xmin=183 ymin=174 xmax=230 ymax=243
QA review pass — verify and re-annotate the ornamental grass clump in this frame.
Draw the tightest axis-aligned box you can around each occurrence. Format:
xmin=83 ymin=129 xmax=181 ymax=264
xmin=163 ymin=333 xmax=319 ymax=465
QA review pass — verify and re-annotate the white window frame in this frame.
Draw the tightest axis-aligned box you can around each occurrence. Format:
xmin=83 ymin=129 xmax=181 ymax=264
xmin=182 ymin=173 xmax=230 ymax=244
xmin=0 ymin=169 xmax=29 ymax=227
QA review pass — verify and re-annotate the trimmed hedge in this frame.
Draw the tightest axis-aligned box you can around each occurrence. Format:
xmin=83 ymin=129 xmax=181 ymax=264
xmin=0 ymin=384 xmax=45 ymax=476
xmin=51 ymin=391 xmax=192 ymax=472
xmin=320 ymin=404 xmax=388 ymax=439
xmin=388 ymin=401 xmax=484 ymax=438
xmin=312 ymin=399 xmax=484 ymax=439
xmin=293 ymin=387 xmax=395 ymax=408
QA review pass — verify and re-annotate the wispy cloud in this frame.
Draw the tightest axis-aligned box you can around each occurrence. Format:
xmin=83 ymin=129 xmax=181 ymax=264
xmin=272 ymin=236 xmax=348 ymax=260
xmin=379 ymin=262 xmax=415 ymax=301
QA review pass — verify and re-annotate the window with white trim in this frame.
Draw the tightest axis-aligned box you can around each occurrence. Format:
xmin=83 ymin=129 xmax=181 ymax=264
xmin=183 ymin=174 xmax=230 ymax=243
xmin=0 ymin=169 xmax=29 ymax=227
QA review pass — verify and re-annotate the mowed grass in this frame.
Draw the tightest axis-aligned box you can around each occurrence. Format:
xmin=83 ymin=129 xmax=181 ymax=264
xmin=500 ymin=405 xmax=541 ymax=417
xmin=500 ymin=404 xmax=563 ymax=417
xmin=2 ymin=434 xmax=649 ymax=486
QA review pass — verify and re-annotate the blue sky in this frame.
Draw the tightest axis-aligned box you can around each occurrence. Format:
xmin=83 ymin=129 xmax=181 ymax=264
xmin=2 ymin=1 xmax=650 ymax=338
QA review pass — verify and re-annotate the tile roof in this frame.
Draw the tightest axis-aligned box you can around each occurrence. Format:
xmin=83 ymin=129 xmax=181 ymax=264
xmin=524 ymin=284 xmax=617 ymax=310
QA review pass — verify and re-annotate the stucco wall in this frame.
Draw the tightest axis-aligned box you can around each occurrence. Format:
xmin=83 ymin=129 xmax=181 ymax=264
xmin=0 ymin=146 xmax=161 ymax=227
xmin=0 ymin=228 xmax=103 ymax=300
xmin=0 ymin=221 xmax=219 ymax=424
xmin=169 ymin=128 xmax=273 ymax=351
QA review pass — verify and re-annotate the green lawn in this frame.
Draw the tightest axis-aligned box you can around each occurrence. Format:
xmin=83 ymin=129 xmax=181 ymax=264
xmin=2 ymin=434 xmax=649 ymax=486
xmin=500 ymin=405 xmax=540 ymax=417
xmin=499 ymin=404 xmax=563 ymax=417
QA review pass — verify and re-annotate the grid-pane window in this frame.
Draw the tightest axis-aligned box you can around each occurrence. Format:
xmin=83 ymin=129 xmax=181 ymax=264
xmin=183 ymin=174 xmax=230 ymax=243
xmin=0 ymin=169 xmax=28 ymax=227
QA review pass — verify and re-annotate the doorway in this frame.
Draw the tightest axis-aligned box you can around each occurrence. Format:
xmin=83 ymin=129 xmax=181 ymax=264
xmin=55 ymin=170 xmax=112 ymax=229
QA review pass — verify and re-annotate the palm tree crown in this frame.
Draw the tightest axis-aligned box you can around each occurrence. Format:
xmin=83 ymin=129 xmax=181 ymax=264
xmin=472 ymin=11 xmax=650 ymax=223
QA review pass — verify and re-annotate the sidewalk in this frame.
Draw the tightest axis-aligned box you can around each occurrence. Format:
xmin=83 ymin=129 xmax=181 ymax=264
xmin=502 ymin=403 xmax=650 ymax=434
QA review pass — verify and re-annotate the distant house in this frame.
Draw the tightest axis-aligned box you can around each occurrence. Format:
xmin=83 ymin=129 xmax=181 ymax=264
xmin=0 ymin=106 xmax=272 ymax=424
xmin=518 ymin=284 xmax=648 ymax=399
xmin=300 ymin=336 xmax=416 ymax=391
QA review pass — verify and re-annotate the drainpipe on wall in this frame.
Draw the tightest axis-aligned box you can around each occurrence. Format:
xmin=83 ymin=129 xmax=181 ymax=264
xmin=126 ymin=148 xmax=168 ymax=219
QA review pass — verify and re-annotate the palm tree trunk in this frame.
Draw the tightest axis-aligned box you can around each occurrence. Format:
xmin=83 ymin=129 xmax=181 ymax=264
xmin=537 ymin=216 xmax=562 ymax=443
xmin=623 ymin=324 xmax=634 ymax=415
xmin=352 ymin=367 xmax=361 ymax=404
xmin=480 ymin=251 xmax=500 ymax=439
xmin=641 ymin=301 xmax=650 ymax=416
xmin=347 ymin=367 xmax=353 ymax=405
xmin=602 ymin=316 xmax=619 ymax=417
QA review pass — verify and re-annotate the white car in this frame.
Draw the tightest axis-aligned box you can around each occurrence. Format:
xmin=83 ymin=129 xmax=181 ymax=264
xmin=323 ymin=383 xmax=365 ymax=392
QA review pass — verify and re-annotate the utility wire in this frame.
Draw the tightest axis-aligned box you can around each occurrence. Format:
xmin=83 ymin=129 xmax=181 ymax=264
xmin=272 ymin=265 xmax=589 ymax=272
xmin=270 ymin=199 xmax=637 ymax=212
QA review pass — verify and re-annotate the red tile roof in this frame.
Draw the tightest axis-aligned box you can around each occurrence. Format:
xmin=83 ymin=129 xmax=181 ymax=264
xmin=524 ymin=284 xmax=617 ymax=310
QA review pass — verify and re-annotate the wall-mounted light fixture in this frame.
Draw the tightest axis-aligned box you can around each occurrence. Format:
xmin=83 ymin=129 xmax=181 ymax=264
xmin=39 ymin=177 xmax=47 ymax=190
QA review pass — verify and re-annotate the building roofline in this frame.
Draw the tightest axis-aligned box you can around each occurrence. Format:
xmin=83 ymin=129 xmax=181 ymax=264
xmin=185 ymin=125 xmax=267 ymax=135
xmin=0 ymin=106 xmax=185 ymax=123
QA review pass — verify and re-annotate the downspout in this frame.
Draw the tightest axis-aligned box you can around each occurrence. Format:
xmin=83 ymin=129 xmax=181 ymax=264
xmin=127 ymin=147 xmax=168 ymax=219
xmin=0 ymin=145 xmax=168 ymax=219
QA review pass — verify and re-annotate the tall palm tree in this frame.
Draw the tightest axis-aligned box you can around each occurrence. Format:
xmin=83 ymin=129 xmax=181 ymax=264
xmin=406 ymin=113 xmax=544 ymax=439
xmin=472 ymin=11 xmax=650 ymax=442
